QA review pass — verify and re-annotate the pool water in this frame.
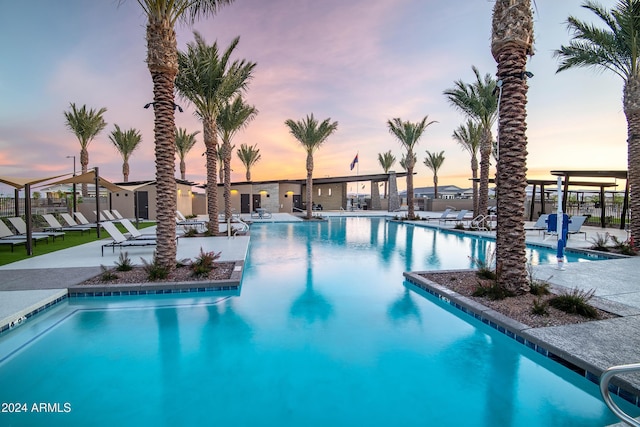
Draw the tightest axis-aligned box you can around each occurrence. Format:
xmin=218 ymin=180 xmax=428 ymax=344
xmin=0 ymin=217 xmax=633 ymax=426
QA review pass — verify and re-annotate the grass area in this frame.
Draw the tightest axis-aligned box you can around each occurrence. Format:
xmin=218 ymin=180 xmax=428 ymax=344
xmin=0 ymin=222 xmax=155 ymax=266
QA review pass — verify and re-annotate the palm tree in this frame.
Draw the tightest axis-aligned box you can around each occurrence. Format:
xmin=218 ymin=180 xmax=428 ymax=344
xmin=443 ymin=66 xmax=498 ymax=218
xmin=387 ymin=116 xmax=437 ymax=219
xmin=175 ymin=128 xmax=199 ymax=180
xmin=136 ymin=0 xmax=234 ymax=270
xmin=399 ymin=152 xmax=416 ymax=171
xmin=237 ymin=143 xmax=261 ymax=181
xmin=63 ymin=103 xmax=107 ymax=196
xmin=285 ymin=114 xmax=338 ymax=219
xmin=452 ymin=120 xmax=482 ymax=216
xmin=554 ymin=0 xmax=639 ymax=249
xmin=491 ymin=0 xmax=534 ymax=294
xmin=217 ymin=96 xmax=258 ymax=220
xmin=175 ymin=32 xmax=256 ymax=233
xmin=109 ymin=125 xmax=142 ymax=182
xmin=377 ymin=150 xmax=396 ymax=198
xmin=424 ymin=150 xmax=446 ymax=200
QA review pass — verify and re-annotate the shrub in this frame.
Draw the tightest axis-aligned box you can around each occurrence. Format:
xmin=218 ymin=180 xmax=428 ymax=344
xmin=191 ymin=248 xmax=222 ymax=278
xmin=471 ymin=250 xmax=496 ymax=280
xmin=589 ymin=233 xmax=610 ymax=252
xmin=529 ymin=281 xmax=550 ymax=296
xmin=100 ymin=265 xmax=118 ymax=281
xmin=611 ymin=236 xmax=638 ymax=256
xmin=472 ymin=281 xmax=514 ymax=300
xmin=141 ymin=253 xmax=169 ymax=280
xmin=182 ymin=227 xmax=198 ymax=237
xmin=549 ymin=288 xmax=599 ymax=319
xmin=453 ymin=222 xmax=465 ymax=230
xmin=531 ymin=298 xmax=549 ymax=316
xmin=114 ymin=252 xmax=133 ymax=271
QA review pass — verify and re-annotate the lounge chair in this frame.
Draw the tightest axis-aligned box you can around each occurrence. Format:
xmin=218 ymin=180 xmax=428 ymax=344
xmin=567 ymin=215 xmax=587 ymax=240
xmin=176 ymin=211 xmax=206 ymax=231
xmin=59 ymin=213 xmax=93 ymax=232
xmin=8 ymin=217 xmax=64 ymax=241
xmin=525 ymin=214 xmax=549 ymax=234
xmin=42 ymin=214 xmax=91 ymax=234
xmin=0 ymin=220 xmax=47 ymax=246
xmin=440 ymin=209 xmax=471 ymax=225
xmin=251 ymin=208 xmax=272 ymax=219
xmin=426 ymin=208 xmax=452 ymax=221
xmin=119 ymin=218 xmax=171 ymax=240
xmin=74 ymin=212 xmax=99 ymax=228
xmin=101 ymin=221 xmax=157 ymax=256
xmin=111 ymin=209 xmax=125 ymax=220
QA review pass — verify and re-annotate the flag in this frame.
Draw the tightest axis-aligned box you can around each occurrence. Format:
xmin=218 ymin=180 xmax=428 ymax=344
xmin=350 ymin=154 xmax=359 ymax=171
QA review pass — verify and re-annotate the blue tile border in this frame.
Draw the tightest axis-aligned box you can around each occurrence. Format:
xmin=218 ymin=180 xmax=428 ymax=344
xmin=403 ymin=271 xmax=640 ymax=408
xmin=0 ymin=294 xmax=68 ymax=337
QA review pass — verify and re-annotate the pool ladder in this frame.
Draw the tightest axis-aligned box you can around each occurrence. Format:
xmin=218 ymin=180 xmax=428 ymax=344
xmin=600 ymin=363 xmax=640 ymax=426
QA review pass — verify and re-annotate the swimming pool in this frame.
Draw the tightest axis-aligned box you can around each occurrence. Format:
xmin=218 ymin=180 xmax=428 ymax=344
xmin=0 ymin=217 xmax=632 ymax=426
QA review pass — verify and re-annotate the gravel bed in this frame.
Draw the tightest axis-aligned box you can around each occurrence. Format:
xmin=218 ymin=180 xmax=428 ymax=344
xmin=80 ymin=262 xmax=235 ymax=285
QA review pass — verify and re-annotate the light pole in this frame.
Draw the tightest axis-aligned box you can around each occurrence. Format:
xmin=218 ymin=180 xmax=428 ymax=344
xmin=66 ymin=155 xmax=77 ymax=212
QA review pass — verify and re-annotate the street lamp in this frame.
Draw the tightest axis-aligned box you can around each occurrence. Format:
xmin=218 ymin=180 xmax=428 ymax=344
xmin=66 ymin=155 xmax=77 ymax=212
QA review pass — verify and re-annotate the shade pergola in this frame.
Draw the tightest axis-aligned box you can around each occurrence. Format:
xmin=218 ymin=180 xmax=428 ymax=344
xmin=550 ymin=171 xmax=628 ymax=229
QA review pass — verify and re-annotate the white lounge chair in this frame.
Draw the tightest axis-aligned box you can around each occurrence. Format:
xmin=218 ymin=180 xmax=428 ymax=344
xmin=43 ymin=214 xmax=91 ymax=234
xmin=119 ymin=218 xmax=164 ymax=240
xmin=74 ymin=212 xmax=99 ymax=227
xmin=525 ymin=214 xmax=549 ymax=234
xmin=0 ymin=220 xmax=47 ymax=246
xmin=426 ymin=208 xmax=452 ymax=221
xmin=567 ymin=215 xmax=587 ymax=240
xmin=8 ymin=217 xmax=64 ymax=241
xmin=101 ymin=221 xmax=157 ymax=256
xmin=111 ymin=209 xmax=125 ymax=220
xmin=440 ymin=210 xmax=471 ymax=224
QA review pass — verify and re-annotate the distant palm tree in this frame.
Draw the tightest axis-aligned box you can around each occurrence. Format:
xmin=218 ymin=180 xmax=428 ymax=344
xmin=237 ymin=143 xmax=261 ymax=181
xmin=63 ymin=103 xmax=107 ymax=196
xmin=554 ymin=0 xmax=639 ymax=248
xmin=109 ymin=125 xmax=142 ymax=182
xmin=452 ymin=120 xmax=482 ymax=216
xmin=217 ymin=96 xmax=258 ymax=219
xmin=175 ymin=32 xmax=255 ymax=233
xmin=377 ymin=150 xmax=396 ymax=198
xmin=443 ymin=66 xmax=497 ymax=218
xmin=285 ymin=114 xmax=338 ymax=219
xmin=135 ymin=0 xmax=234 ymax=269
xmin=424 ymin=150 xmax=445 ymax=199
xmin=175 ymin=128 xmax=200 ymax=180
xmin=491 ymin=0 xmax=534 ymax=294
xmin=387 ymin=116 xmax=437 ymax=219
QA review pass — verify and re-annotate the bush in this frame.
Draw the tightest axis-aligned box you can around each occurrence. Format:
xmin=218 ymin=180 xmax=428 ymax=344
xmin=190 ymin=248 xmax=222 ymax=278
xmin=611 ymin=236 xmax=638 ymax=256
xmin=472 ymin=281 xmax=514 ymax=300
xmin=549 ymin=288 xmax=599 ymax=319
xmin=453 ymin=222 xmax=465 ymax=230
xmin=531 ymin=298 xmax=549 ymax=316
xmin=141 ymin=252 xmax=169 ymax=280
xmin=100 ymin=265 xmax=118 ymax=281
xmin=471 ymin=250 xmax=496 ymax=280
xmin=589 ymin=233 xmax=610 ymax=252
xmin=114 ymin=252 xmax=133 ymax=271
xmin=529 ymin=281 xmax=550 ymax=296
xmin=182 ymin=227 xmax=198 ymax=237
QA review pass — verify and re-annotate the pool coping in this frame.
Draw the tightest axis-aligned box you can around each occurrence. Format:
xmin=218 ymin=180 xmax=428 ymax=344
xmin=403 ymin=270 xmax=640 ymax=408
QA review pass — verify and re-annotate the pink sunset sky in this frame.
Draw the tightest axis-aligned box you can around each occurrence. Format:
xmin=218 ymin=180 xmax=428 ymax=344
xmin=0 ymin=0 xmax=628 ymax=196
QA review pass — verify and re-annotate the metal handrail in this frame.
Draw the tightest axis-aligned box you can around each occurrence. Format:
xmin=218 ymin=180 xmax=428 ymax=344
xmin=600 ymin=363 xmax=640 ymax=427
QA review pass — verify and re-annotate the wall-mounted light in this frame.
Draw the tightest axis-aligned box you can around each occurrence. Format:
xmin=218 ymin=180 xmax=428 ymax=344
xmin=231 ymin=189 xmax=239 ymax=194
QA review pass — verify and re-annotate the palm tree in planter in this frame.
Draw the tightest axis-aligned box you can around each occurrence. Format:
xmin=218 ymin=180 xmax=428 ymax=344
xmin=217 ymin=96 xmax=258 ymax=220
xmin=285 ymin=114 xmax=338 ymax=219
xmin=109 ymin=125 xmax=142 ymax=182
xmin=424 ymin=150 xmax=445 ymax=200
xmin=491 ymin=0 xmax=534 ymax=294
xmin=387 ymin=116 xmax=437 ymax=219
xmin=377 ymin=150 xmax=396 ymax=198
xmin=443 ymin=66 xmax=497 ymax=219
xmin=135 ymin=0 xmax=234 ymax=270
xmin=237 ymin=143 xmax=261 ymax=181
xmin=175 ymin=33 xmax=256 ymax=233
xmin=555 ymin=0 xmax=640 ymax=249
xmin=63 ymin=103 xmax=107 ymax=196
xmin=175 ymin=128 xmax=200 ymax=180
xmin=452 ymin=120 xmax=482 ymax=216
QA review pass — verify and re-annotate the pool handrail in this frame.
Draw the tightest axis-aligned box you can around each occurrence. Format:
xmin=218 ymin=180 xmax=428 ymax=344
xmin=599 ymin=362 xmax=640 ymax=427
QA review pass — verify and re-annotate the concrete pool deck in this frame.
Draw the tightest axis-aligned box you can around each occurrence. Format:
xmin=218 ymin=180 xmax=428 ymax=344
xmin=1 ymin=211 xmax=639 ymax=415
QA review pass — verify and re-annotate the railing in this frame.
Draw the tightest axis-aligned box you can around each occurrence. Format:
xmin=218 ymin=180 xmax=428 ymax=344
xmin=599 ymin=363 xmax=640 ymax=426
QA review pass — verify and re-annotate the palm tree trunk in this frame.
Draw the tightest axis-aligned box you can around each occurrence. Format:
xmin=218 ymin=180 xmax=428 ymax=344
xmin=123 ymin=161 xmax=129 ymax=182
xmin=471 ymin=155 xmax=479 ymax=217
xmin=245 ymin=168 xmax=251 ymax=181
xmin=407 ymin=158 xmax=415 ymax=219
xmin=478 ymin=130 xmax=491 ymax=217
xmin=80 ymin=147 xmax=89 ymax=197
xmin=224 ymin=142 xmax=232 ymax=220
xmin=203 ymin=117 xmax=219 ymax=234
xmin=306 ymin=153 xmax=313 ymax=220
xmin=433 ymin=174 xmax=439 ymax=199
xmin=180 ymin=159 xmax=186 ymax=180
xmin=623 ymin=76 xmax=640 ymax=249
xmin=495 ymin=50 xmax=529 ymax=294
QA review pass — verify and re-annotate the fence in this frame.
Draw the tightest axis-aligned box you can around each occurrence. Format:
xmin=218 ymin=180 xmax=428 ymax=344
xmin=0 ymin=197 xmax=69 ymax=218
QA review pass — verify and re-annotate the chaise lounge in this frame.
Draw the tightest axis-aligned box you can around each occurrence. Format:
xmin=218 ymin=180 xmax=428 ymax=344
xmin=100 ymin=221 xmax=158 ymax=256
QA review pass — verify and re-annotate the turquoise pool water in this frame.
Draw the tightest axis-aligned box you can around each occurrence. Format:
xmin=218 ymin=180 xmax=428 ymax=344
xmin=0 ymin=217 xmax=632 ymax=426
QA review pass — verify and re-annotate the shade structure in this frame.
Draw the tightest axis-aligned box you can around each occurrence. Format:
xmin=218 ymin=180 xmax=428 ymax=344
xmin=44 ymin=170 xmax=125 ymax=193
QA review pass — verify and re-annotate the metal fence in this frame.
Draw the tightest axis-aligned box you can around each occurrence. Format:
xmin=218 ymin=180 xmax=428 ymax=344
xmin=0 ymin=197 xmax=69 ymax=218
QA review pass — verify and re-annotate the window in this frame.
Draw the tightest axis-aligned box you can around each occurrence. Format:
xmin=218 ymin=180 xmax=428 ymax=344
xmin=318 ymin=188 xmax=322 ymax=196
xmin=328 ymin=188 xmax=332 ymax=196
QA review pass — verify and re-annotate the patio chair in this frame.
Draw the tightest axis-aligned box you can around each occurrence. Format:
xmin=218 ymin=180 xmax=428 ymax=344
xmin=0 ymin=221 xmax=27 ymax=251
xmin=0 ymin=220 xmax=47 ymax=246
xmin=567 ymin=215 xmax=588 ymax=240
xmin=59 ymin=213 xmax=93 ymax=231
xmin=74 ymin=212 xmax=99 ymax=228
xmin=426 ymin=208 xmax=452 ymax=221
xmin=8 ymin=216 xmax=64 ymax=241
xmin=439 ymin=209 xmax=471 ymax=225
xmin=176 ymin=211 xmax=206 ymax=231
xmin=101 ymin=221 xmax=157 ymax=256
xmin=111 ymin=209 xmax=125 ymax=220
xmin=525 ymin=214 xmax=549 ymax=234
xmin=119 ymin=218 xmax=176 ymax=240
xmin=42 ymin=214 xmax=91 ymax=234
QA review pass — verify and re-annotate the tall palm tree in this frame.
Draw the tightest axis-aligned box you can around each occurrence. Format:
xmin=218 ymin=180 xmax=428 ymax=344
xmin=175 ymin=32 xmax=256 ymax=233
xmin=136 ymin=0 xmax=234 ymax=269
xmin=555 ymin=0 xmax=640 ymax=248
xmin=175 ymin=127 xmax=199 ymax=180
xmin=399 ymin=152 xmax=416 ymax=171
xmin=387 ymin=116 xmax=437 ymax=219
xmin=237 ymin=143 xmax=261 ymax=181
xmin=452 ymin=120 xmax=482 ymax=216
xmin=109 ymin=125 xmax=142 ymax=182
xmin=285 ymin=114 xmax=338 ymax=219
xmin=217 ymin=146 xmax=225 ymax=183
xmin=63 ymin=103 xmax=107 ymax=196
xmin=377 ymin=150 xmax=396 ymax=198
xmin=491 ymin=0 xmax=534 ymax=294
xmin=424 ymin=150 xmax=446 ymax=200
xmin=217 ymin=96 xmax=258 ymax=219
xmin=443 ymin=66 xmax=498 ymax=218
